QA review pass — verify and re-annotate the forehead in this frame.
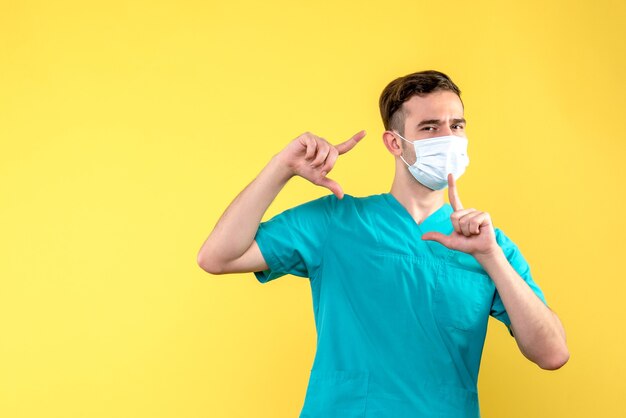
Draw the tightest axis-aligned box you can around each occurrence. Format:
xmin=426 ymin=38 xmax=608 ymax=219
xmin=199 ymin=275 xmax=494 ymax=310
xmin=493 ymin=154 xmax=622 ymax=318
xmin=402 ymin=90 xmax=464 ymax=119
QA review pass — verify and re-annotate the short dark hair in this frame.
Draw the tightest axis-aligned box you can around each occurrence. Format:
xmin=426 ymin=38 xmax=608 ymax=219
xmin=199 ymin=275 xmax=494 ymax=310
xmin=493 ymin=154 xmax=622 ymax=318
xmin=379 ymin=70 xmax=462 ymax=135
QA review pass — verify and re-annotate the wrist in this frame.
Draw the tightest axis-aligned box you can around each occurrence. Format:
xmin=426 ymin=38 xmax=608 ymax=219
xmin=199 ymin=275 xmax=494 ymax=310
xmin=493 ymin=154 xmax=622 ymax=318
xmin=473 ymin=245 xmax=505 ymax=265
xmin=268 ymin=153 xmax=296 ymax=183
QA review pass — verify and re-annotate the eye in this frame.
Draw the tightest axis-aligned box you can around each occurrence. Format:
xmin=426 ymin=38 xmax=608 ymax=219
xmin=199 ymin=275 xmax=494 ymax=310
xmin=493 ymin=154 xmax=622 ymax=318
xmin=452 ymin=124 xmax=465 ymax=130
xmin=421 ymin=126 xmax=436 ymax=131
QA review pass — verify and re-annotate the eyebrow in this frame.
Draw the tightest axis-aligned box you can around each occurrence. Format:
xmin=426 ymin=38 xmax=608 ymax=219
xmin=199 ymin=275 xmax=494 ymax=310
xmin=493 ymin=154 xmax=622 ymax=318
xmin=417 ymin=118 xmax=467 ymax=127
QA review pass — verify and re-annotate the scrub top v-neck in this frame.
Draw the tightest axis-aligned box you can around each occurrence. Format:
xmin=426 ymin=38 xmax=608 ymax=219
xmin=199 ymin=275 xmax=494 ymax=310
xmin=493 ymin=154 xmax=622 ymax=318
xmin=254 ymin=193 xmax=547 ymax=418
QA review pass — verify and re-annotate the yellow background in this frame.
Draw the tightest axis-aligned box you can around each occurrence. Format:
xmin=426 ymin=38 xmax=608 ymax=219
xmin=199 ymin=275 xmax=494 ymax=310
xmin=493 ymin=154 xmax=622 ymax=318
xmin=1 ymin=0 xmax=624 ymax=417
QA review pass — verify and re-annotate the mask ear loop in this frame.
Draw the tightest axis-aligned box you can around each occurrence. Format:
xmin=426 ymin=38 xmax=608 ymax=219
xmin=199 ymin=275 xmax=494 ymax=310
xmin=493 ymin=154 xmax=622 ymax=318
xmin=399 ymin=154 xmax=411 ymax=167
xmin=392 ymin=130 xmax=410 ymax=144
xmin=392 ymin=131 xmax=414 ymax=168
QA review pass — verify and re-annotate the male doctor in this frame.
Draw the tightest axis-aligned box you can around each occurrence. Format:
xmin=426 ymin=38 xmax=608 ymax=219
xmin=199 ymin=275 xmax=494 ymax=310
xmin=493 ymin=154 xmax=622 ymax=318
xmin=197 ymin=70 xmax=569 ymax=417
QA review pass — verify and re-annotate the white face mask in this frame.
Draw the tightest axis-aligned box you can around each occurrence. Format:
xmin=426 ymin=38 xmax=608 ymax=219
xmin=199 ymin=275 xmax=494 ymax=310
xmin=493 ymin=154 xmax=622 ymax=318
xmin=394 ymin=132 xmax=470 ymax=190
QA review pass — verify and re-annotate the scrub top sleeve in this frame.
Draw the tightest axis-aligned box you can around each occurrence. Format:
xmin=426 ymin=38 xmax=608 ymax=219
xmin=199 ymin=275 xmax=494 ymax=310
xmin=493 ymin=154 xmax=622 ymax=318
xmin=253 ymin=195 xmax=337 ymax=284
xmin=490 ymin=228 xmax=548 ymax=335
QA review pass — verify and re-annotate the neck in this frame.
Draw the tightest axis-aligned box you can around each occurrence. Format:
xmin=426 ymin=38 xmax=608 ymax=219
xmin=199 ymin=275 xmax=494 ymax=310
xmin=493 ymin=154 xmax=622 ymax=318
xmin=390 ymin=160 xmax=446 ymax=224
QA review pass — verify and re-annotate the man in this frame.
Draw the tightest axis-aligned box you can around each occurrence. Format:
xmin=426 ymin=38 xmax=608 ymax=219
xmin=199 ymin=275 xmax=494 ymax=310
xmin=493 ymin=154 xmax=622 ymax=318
xmin=197 ymin=70 xmax=569 ymax=417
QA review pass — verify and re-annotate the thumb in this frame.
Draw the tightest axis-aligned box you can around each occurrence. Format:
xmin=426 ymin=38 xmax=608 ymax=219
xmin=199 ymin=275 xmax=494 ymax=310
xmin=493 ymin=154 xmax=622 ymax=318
xmin=421 ymin=231 xmax=452 ymax=248
xmin=318 ymin=176 xmax=344 ymax=199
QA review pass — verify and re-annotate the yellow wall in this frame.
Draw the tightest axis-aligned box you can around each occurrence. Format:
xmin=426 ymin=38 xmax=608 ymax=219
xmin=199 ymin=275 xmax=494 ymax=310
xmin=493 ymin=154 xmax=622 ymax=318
xmin=1 ymin=1 xmax=624 ymax=417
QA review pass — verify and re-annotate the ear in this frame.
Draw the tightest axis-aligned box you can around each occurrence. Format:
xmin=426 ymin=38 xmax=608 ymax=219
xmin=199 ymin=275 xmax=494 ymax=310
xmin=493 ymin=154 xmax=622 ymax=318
xmin=382 ymin=131 xmax=403 ymax=157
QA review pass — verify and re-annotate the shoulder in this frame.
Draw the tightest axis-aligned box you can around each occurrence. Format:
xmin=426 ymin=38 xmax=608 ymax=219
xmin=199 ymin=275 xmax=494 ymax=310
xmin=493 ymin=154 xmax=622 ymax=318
xmin=340 ymin=193 xmax=388 ymax=206
xmin=494 ymin=227 xmax=519 ymax=254
xmin=332 ymin=193 xmax=390 ymax=215
xmin=272 ymin=193 xmax=386 ymax=224
xmin=302 ymin=193 xmax=386 ymax=209
xmin=493 ymin=227 xmax=531 ymax=270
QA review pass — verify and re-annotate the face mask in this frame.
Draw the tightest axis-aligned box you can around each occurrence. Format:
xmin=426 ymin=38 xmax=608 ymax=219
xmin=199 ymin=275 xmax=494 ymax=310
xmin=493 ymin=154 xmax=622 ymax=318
xmin=394 ymin=132 xmax=470 ymax=190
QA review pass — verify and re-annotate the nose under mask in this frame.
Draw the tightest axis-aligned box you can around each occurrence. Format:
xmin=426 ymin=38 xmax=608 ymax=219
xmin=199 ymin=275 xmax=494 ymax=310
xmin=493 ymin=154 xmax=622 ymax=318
xmin=394 ymin=132 xmax=470 ymax=190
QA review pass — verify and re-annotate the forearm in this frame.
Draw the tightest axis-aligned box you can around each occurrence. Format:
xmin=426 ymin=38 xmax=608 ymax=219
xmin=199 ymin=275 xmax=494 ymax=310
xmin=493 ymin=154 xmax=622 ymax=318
xmin=475 ymin=249 xmax=569 ymax=370
xmin=197 ymin=130 xmax=366 ymax=274
xmin=197 ymin=155 xmax=293 ymax=270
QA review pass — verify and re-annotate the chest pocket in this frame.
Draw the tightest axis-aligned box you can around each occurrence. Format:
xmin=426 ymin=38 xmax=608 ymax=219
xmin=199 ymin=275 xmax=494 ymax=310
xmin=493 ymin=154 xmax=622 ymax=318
xmin=433 ymin=262 xmax=495 ymax=332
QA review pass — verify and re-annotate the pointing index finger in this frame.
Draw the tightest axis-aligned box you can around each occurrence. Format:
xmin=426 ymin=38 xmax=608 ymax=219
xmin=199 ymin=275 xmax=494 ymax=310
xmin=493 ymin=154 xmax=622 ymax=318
xmin=335 ymin=130 xmax=367 ymax=155
xmin=448 ymin=173 xmax=464 ymax=211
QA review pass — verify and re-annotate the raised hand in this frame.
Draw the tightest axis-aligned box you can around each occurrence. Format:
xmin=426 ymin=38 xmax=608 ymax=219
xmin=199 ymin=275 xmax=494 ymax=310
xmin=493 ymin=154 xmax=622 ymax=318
xmin=421 ymin=174 xmax=500 ymax=257
xmin=276 ymin=130 xmax=366 ymax=199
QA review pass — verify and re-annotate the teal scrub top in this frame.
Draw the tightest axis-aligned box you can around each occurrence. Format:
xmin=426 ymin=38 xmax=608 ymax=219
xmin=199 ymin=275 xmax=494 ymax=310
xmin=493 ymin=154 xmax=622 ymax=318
xmin=254 ymin=193 xmax=547 ymax=418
